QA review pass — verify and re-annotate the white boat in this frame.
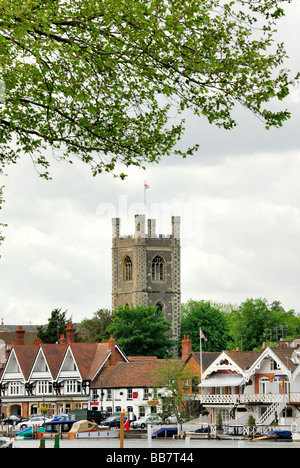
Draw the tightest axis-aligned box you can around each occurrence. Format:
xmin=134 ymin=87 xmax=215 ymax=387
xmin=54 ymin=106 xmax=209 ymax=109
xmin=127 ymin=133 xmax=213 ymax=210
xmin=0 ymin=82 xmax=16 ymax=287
xmin=185 ymin=423 xmax=211 ymax=439
xmin=68 ymin=420 xmax=119 ymax=439
xmin=291 ymin=422 xmax=300 ymax=442
xmin=0 ymin=437 xmax=13 ymax=448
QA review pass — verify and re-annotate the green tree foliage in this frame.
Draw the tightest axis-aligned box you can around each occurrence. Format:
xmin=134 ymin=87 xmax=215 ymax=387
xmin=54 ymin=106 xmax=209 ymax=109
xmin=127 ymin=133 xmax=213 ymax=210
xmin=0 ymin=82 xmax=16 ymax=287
xmin=181 ymin=298 xmax=300 ymax=352
xmin=80 ymin=309 xmax=113 ymax=342
xmin=0 ymin=0 xmax=297 ymax=180
xmin=151 ymin=359 xmax=199 ymax=422
xmin=181 ymin=299 xmax=230 ymax=352
xmin=226 ymin=298 xmax=300 ymax=351
xmin=107 ymin=304 xmax=174 ymax=358
xmin=36 ymin=308 xmax=72 ymax=343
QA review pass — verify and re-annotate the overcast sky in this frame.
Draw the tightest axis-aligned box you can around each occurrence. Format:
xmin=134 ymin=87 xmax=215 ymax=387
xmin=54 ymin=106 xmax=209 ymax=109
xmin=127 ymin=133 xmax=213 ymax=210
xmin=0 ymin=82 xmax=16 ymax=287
xmin=1 ymin=2 xmax=300 ymax=326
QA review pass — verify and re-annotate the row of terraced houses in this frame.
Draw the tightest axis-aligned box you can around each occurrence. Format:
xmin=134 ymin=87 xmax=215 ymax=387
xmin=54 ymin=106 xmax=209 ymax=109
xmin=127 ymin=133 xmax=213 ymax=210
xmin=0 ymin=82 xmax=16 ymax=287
xmin=1 ymin=325 xmax=300 ymax=427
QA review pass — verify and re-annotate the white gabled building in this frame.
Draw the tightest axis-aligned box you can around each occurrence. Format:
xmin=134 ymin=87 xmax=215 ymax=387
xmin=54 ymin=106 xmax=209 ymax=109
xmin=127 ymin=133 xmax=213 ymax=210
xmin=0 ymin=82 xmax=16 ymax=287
xmin=0 ymin=329 xmax=129 ymax=419
xmin=198 ymin=346 xmax=300 ymax=426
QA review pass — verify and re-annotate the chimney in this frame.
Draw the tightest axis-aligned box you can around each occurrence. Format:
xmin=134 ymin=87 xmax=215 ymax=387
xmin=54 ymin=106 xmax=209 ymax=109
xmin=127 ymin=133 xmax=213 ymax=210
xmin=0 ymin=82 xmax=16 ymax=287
xmin=108 ymin=335 xmax=117 ymax=366
xmin=59 ymin=334 xmax=67 ymax=344
xmin=66 ymin=324 xmax=76 ymax=344
xmin=182 ymin=335 xmax=192 ymax=361
xmin=15 ymin=326 xmax=25 ymax=346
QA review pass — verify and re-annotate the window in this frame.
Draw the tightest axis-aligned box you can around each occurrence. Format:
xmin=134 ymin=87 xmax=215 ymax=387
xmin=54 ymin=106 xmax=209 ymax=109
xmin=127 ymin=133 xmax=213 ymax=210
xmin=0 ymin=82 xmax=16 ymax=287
xmin=36 ymin=381 xmax=53 ymax=395
xmin=9 ymin=382 xmax=21 ymax=396
xmin=152 ymin=256 xmax=164 ymax=281
xmin=155 ymin=302 xmax=164 ymax=314
xmin=124 ymin=256 xmax=132 ymax=282
xmin=65 ymin=380 xmax=81 ymax=394
xmin=270 ymin=359 xmax=279 ymax=371
xmin=128 ymin=388 xmax=133 ymax=400
xmin=259 ymin=377 xmax=269 ymax=394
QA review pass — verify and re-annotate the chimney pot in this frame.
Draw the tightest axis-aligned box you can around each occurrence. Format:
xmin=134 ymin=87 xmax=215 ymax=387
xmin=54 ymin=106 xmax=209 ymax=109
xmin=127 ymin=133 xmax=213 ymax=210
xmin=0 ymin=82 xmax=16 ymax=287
xmin=65 ymin=324 xmax=76 ymax=343
xmin=182 ymin=335 xmax=192 ymax=361
xmin=15 ymin=326 xmax=25 ymax=346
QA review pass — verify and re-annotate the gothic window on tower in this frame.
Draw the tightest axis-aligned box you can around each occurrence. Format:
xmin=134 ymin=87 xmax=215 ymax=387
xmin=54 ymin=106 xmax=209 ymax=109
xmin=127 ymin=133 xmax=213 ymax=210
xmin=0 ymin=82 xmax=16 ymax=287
xmin=124 ymin=256 xmax=132 ymax=282
xmin=152 ymin=256 xmax=165 ymax=282
xmin=155 ymin=302 xmax=164 ymax=315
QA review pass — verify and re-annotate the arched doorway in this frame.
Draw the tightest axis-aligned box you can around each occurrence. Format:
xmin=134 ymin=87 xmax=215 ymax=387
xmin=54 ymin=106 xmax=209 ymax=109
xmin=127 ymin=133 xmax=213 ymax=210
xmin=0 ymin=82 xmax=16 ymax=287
xmin=10 ymin=404 xmax=22 ymax=417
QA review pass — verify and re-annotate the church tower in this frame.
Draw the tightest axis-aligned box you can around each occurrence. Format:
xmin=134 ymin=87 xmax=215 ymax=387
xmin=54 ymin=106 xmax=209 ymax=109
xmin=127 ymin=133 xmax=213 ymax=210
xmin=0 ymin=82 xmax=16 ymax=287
xmin=112 ymin=214 xmax=181 ymax=342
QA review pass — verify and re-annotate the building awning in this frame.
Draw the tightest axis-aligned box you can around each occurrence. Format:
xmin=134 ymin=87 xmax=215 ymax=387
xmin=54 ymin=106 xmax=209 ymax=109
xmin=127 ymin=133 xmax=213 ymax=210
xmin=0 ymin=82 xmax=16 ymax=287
xmin=198 ymin=374 xmax=246 ymax=388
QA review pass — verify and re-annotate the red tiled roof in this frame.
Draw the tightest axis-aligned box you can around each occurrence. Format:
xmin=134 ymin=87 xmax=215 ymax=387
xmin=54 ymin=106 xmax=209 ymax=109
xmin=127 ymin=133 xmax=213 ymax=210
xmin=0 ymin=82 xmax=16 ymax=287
xmin=40 ymin=344 xmax=68 ymax=379
xmin=13 ymin=346 xmax=40 ymax=380
xmin=70 ymin=343 xmax=111 ymax=380
xmin=186 ymin=352 xmax=221 ymax=370
xmin=91 ymin=359 xmax=169 ymax=389
xmin=12 ymin=342 xmax=113 ymax=381
xmin=225 ymin=350 xmax=262 ymax=370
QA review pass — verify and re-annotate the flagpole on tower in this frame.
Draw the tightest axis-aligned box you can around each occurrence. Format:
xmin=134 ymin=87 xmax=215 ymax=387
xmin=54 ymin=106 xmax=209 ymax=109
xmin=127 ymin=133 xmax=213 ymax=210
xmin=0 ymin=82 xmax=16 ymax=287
xmin=144 ymin=181 xmax=149 ymax=215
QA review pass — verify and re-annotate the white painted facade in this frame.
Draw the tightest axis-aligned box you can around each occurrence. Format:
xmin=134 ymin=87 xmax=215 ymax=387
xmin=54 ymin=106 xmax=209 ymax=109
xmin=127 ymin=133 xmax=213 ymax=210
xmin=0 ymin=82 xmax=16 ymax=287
xmin=198 ymin=347 xmax=300 ymax=426
xmin=89 ymin=387 xmax=165 ymax=420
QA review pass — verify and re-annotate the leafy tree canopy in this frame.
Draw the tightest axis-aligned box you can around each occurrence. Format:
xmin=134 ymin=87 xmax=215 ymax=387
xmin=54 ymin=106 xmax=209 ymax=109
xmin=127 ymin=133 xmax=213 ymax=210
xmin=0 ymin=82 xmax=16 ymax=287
xmin=36 ymin=308 xmax=72 ymax=343
xmin=107 ymin=304 xmax=174 ymax=358
xmin=226 ymin=298 xmax=300 ymax=351
xmin=80 ymin=308 xmax=113 ymax=342
xmin=181 ymin=299 xmax=230 ymax=352
xmin=0 ymin=0 xmax=297 ymax=181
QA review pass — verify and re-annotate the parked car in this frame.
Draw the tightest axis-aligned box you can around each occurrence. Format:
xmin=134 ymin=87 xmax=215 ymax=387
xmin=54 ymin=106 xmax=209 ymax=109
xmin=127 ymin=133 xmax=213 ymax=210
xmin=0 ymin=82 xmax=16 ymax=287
xmin=164 ymin=414 xmax=180 ymax=424
xmin=50 ymin=414 xmax=69 ymax=422
xmin=131 ymin=414 xmax=163 ymax=429
xmin=1 ymin=415 xmax=23 ymax=426
xmin=102 ymin=414 xmax=128 ymax=428
xmin=16 ymin=415 xmax=52 ymax=430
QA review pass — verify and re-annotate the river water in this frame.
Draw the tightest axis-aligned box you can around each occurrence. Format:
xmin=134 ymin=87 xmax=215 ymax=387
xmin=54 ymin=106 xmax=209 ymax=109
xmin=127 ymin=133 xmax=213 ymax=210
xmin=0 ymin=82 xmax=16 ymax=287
xmin=13 ymin=437 xmax=298 ymax=449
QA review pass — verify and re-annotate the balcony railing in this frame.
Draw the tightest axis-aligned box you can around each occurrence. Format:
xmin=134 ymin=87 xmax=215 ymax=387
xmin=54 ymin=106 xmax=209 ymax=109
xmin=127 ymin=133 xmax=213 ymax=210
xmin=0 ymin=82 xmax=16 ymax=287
xmin=198 ymin=393 xmax=300 ymax=405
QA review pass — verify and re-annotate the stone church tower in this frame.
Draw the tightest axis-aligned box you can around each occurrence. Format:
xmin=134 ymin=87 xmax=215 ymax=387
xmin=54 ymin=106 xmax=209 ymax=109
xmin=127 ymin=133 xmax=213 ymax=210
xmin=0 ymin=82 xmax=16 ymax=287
xmin=112 ymin=214 xmax=181 ymax=342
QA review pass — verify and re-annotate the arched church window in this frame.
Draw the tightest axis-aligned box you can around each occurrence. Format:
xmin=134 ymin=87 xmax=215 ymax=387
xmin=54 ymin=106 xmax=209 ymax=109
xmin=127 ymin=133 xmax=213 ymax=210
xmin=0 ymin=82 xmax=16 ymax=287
xmin=152 ymin=256 xmax=164 ymax=281
xmin=124 ymin=256 xmax=132 ymax=282
xmin=155 ymin=302 xmax=164 ymax=315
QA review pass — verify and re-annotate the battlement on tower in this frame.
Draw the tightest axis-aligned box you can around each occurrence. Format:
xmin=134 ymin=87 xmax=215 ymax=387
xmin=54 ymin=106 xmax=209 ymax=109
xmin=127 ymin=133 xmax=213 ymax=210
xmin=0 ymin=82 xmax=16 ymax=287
xmin=112 ymin=214 xmax=180 ymax=240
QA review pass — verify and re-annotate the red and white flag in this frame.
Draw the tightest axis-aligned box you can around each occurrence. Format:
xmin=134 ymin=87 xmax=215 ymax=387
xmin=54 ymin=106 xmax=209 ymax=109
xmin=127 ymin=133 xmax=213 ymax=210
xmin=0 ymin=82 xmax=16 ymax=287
xmin=200 ymin=330 xmax=207 ymax=341
xmin=144 ymin=182 xmax=150 ymax=189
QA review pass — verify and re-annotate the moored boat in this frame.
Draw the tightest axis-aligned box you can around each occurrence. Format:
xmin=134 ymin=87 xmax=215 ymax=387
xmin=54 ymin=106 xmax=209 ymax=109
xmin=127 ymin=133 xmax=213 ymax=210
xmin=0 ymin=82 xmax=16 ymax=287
xmin=0 ymin=437 xmax=14 ymax=448
xmin=291 ymin=422 xmax=300 ymax=442
xmin=43 ymin=420 xmax=77 ymax=439
xmin=185 ymin=423 xmax=211 ymax=439
xmin=68 ymin=420 xmax=119 ymax=439
xmin=253 ymin=430 xmax=292 ymax=441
